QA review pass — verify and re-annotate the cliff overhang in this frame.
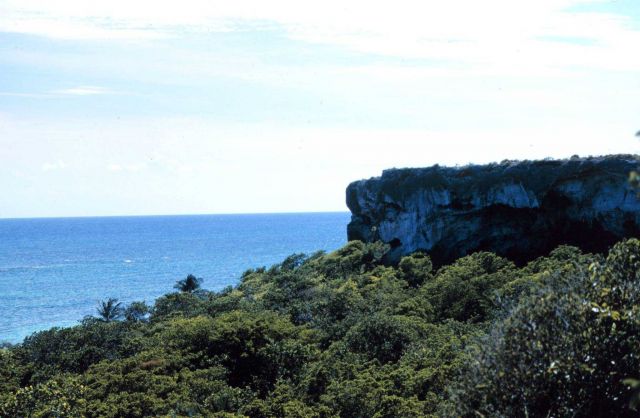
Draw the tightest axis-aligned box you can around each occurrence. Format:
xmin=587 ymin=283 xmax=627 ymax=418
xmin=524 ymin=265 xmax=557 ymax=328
xmin=346 ymin=155 xmax=640 ymax=266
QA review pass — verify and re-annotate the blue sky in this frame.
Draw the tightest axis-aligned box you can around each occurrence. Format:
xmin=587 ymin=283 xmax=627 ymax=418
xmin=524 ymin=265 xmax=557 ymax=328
xmin=1 ymin=0 xmax=639 ymax=218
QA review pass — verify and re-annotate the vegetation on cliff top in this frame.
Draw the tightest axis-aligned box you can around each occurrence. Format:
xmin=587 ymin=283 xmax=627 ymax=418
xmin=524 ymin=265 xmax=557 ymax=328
xmin=2 ymin=239 xmax=640 ymax=417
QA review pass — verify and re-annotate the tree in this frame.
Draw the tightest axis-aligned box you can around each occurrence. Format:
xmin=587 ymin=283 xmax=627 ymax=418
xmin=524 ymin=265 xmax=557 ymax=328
xmin=174 ymin=274 xmax=202 ymax=293
xmin=0 ymin=376 xmax=87 ymax=417
xmin=398 ymin=252 xmax=433 ymax=287
xmin=453 ymin=239 xmax=640 ymax=417
xmin=423 ymin=252 xmax=515 ymax=323
xmin=96 ymin=298 xmax=123 ymax=322
xmin=124 ymin=301 xmax=150 ymax=322
xmin=345 ymin=314 xmax=424 ymax=363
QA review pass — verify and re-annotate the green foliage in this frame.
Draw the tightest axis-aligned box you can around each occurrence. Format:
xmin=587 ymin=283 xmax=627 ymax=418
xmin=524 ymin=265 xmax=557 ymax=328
xmin=81 ymin=351 xmax=251 ymax=417
xmin=1 ymin=239 xmax=631 ymax=417
xmin=124 ymin=301 xmax=151 ymax=322
xmin=152 ymin=291 xmax=207 ymax=319
xmin=0 ymin=348 xmax=21 ymax=406
xmin=174 ymin=273 xmax=203 ymax=293
xmin=96 ymin=298 xmax=124 ymax=322
xmin=424 ymin=252 xmax=516 ymax=322
xmin=0 ymin=375 xmax=87 ymax=417
xmin=398 ymin=252 xmax=433 ymax=287
xmin=344 ymin=314 xmax=426 ymax=363
xmin=453 ymin=239 xmax=640 ymax=417
xmin=159 ymin=311 xmax=310 ymax=394
xmin=15 ymin=320 xmax=139 ymax=381
xmin=317 ymin=241 xmax=390 ymax=278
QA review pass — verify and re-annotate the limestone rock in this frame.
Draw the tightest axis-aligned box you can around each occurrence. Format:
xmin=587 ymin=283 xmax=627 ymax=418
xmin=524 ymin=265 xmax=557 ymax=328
xmin=346 ymin=155 xmax=640 ymax=265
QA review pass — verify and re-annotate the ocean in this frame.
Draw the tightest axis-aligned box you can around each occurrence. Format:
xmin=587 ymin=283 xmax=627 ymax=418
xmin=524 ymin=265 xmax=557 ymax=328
xmin=0 ymin=212 xmax=351 ymax=344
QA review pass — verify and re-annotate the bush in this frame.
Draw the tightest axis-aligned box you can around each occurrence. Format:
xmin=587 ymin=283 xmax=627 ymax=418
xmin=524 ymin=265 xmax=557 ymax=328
xmin=345 ymin=314 xmax=425 ymax=363
xmin=424 ymin=252 xmax=516 ymax=322
xmin=453 ymin=239 xmax=640 ymax=417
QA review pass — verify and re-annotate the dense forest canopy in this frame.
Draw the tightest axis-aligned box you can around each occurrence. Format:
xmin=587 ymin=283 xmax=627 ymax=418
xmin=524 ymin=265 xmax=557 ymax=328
xmin=2 ymin=239 xmax=640 ymax=417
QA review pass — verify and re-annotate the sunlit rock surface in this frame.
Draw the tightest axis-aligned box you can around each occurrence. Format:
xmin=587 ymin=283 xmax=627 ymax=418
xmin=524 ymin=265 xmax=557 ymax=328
xmin=346 ymin=155 xmax=640 ymax=265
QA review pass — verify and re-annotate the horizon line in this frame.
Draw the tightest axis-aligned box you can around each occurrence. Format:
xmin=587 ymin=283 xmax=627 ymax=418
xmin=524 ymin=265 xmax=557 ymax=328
xmin=0 ymin=210 xmax=351 ymax=221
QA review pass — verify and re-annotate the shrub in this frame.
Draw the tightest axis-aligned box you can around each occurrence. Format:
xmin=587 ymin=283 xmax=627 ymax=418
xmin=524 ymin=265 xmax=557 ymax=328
xmin=453 ymin=239 xmax=640 ymax=417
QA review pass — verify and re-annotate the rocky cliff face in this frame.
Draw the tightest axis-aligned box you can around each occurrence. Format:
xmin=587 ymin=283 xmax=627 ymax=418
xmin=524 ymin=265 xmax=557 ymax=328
xmin=346 ymin=155 xmax=640 ymax=266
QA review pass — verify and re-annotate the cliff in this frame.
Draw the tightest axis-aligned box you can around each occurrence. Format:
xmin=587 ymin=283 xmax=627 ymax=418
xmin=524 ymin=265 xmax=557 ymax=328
xmin=346 ymin=155 xmax=640 ymax=265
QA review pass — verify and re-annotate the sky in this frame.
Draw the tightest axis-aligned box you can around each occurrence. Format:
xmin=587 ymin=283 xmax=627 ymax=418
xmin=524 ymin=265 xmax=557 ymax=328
xmin=0 ymin=0 xmax=639 ymax=218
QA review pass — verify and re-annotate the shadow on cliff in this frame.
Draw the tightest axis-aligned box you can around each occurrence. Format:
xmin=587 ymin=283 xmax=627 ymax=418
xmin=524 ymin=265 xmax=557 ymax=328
xmin=347 ymin=155 xmax=640 ymax=267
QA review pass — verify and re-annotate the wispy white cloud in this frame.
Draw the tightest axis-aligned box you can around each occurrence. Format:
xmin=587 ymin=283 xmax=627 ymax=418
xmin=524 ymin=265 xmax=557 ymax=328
xmin=41 ymin=160 xmax=66 ymax=171
xmin=1 ymin=86 xmax=116 ymax=98
xmin=0 ymin=0 xmax=638 ymax=74
xmin=107 ymin=163 xmax=146 ymax=172
xmin=0 ymin=92 xmax=51 ymax=98
xmin=51 ymin=86 xmax=113 ymax=96
xmin=107 ymin=164 xmax=123 ymax=171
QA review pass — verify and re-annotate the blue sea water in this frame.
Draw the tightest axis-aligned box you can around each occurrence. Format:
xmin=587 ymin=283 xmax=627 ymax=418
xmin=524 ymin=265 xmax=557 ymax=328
xmin=0 ymin=212 xmax=350 ymax=344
